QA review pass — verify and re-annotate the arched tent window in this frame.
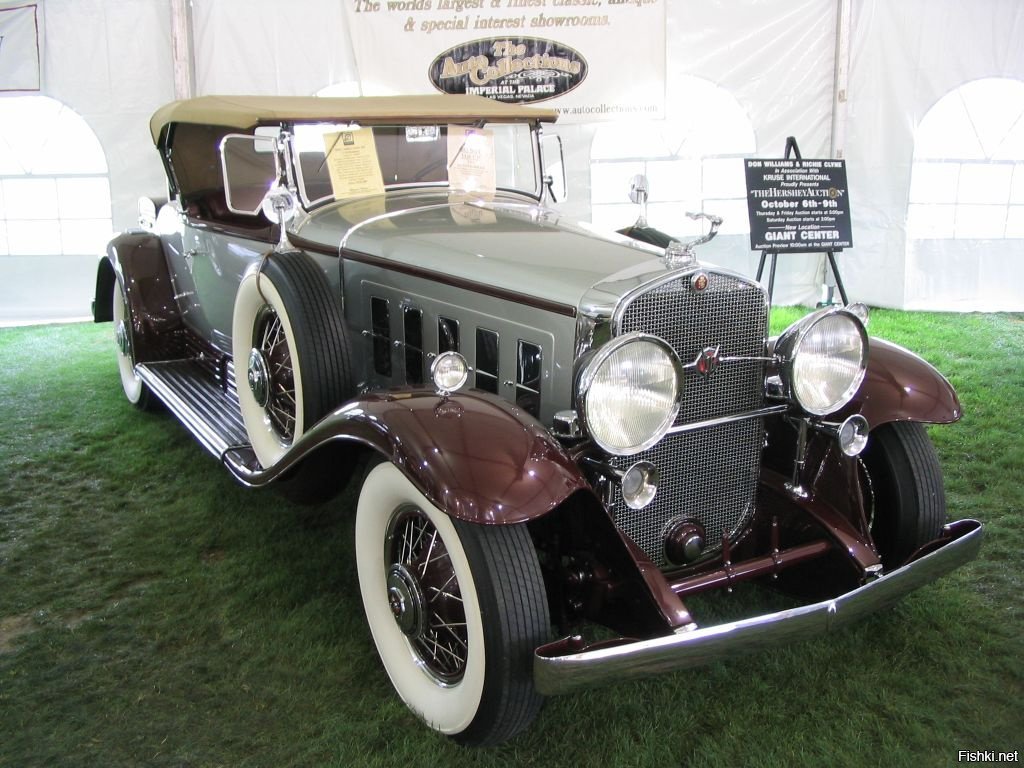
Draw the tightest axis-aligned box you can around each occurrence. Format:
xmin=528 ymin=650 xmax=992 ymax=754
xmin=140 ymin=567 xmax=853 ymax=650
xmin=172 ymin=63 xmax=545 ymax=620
xmin=0 ymin=96 xmax=112 ymax=259
xmin=590 ymin=76 xmax=755 ymax=236
xmin=907 ymin=78 xmax=1024 ymax=239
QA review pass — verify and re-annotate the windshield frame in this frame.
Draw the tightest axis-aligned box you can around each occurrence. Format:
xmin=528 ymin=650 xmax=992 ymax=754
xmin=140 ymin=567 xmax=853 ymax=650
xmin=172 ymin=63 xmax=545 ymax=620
xmin=284 ymin=119 xmax=545 ymax=211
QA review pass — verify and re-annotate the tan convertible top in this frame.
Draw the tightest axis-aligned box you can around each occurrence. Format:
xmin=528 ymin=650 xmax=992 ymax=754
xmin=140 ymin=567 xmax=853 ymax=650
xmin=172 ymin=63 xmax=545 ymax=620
xmin=150 ymin=94 xmax=559 ymax=144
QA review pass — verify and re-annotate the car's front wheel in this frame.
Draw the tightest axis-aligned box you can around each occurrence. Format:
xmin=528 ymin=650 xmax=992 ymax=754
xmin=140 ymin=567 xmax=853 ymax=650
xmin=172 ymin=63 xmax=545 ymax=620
xmin=231 ymin=252 xmax=352 ymax=468
xmin=355 ymin=461 xmax=550 ymax=746
xmin=862 ymin=421 xmax=947 ymax=568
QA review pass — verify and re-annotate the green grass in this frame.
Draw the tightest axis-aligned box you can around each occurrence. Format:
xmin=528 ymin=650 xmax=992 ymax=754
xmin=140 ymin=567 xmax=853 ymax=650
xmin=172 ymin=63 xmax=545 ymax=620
xmin=1 ymin=311 xmax=1021 ymax=767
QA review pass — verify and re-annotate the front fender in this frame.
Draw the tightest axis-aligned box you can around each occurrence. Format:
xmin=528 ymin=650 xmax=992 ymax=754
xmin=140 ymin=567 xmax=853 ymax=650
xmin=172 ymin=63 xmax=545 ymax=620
xmin=841 ymin=338 xmax=961 ymax=428
xmin=224 ymin=389 xmax=591 ymax=525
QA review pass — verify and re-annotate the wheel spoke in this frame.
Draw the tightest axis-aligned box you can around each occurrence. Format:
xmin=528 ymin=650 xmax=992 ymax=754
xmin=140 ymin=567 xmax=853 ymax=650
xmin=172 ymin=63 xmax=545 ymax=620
xmin=264 ymin=313 xmax=276 ymax=348
xmin=420 ymin=529 xmax=438 ymax=576
xmin=417 ymin=629 xmax=465 ymax=671
xmin=430 ymin=613 xmax=468 ymax=649
xmin=401 ymin=517 xmax=416 ymax=566
xmin=260 ymin=312 xmax=277 ymax=351
xmin=427 ymin=572 xmax=460 ymax=603
xmin=269 ymin=404 xmax=295 ymax=430
xmin=273 ymin=385 xmax=296 ymax=407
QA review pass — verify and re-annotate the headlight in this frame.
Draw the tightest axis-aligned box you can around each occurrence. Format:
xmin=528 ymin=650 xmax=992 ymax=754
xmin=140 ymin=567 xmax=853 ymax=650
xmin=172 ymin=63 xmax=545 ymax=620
xmin=578 ymin=333 xmax=682 ymax=455
xmin=775 ymin=307 xmax=868 ymax=415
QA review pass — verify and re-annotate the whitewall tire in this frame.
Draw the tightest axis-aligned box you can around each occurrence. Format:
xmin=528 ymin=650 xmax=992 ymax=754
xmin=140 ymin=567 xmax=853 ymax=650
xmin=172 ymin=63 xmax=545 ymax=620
xmin=112 ymin=278 xmax=153 ymax=410
xmin=355 ymin=462 xmax=550 ymax=746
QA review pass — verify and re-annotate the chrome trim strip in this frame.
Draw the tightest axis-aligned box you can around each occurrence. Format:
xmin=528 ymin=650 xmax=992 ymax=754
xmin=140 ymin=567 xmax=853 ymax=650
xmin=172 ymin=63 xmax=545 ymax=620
xmin=666 ymin=404 xmax=789 ymax=435
xmin=223 ymin=403 xmax=377 ymax=484
xmin=534 ymin=520 xmax=983 ymax=696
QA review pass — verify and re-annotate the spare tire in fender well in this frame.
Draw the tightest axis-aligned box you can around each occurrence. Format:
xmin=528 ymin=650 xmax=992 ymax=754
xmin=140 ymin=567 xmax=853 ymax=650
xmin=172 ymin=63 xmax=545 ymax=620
xmin=232 ymin=249 xmax=355 ymax=469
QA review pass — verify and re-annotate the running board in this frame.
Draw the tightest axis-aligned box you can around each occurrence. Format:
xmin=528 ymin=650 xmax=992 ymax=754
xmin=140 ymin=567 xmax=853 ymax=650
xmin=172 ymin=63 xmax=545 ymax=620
xmin=136 ymin=360 xmax=249 ymax=460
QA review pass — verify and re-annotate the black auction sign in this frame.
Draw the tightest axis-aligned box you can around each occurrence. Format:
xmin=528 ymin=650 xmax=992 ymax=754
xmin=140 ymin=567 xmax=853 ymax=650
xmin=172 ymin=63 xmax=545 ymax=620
xmin=744 ymin=158 xmax=852 ymax=252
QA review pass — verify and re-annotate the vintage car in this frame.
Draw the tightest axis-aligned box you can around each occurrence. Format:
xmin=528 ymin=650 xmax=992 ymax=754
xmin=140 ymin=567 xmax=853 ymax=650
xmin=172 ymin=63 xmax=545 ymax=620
xmin=93 ymin=94 xmax=982 ymax=746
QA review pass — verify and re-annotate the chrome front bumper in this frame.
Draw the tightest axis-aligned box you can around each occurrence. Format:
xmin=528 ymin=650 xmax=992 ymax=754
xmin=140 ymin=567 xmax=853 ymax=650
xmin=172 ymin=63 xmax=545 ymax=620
xmin=534 ymin=520 xmax=983 ymax=696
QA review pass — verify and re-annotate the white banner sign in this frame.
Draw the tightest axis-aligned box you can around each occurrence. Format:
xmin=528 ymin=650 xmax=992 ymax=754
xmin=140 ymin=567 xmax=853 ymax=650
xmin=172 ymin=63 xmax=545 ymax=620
xmin=343 ymin=0 xmax=665 ymax=123
xmin=0 ymin=3 xmax=40 ymax=92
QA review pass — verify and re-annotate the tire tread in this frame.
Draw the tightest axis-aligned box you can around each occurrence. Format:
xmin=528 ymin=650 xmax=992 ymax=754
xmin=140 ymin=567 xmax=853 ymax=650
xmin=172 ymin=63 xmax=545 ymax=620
xmin=866 ymin=421 xmax=946 ymax=567
xmin=261 ymin=251 xmax=354 ymax=425
xmin=452 ymin=519 xmax=550 ymax=747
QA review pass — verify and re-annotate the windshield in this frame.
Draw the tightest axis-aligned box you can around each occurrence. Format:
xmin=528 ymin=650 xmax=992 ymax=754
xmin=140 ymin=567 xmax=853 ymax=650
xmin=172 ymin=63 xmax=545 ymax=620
xmin=291 ymin=122 xmax=540 ymax=208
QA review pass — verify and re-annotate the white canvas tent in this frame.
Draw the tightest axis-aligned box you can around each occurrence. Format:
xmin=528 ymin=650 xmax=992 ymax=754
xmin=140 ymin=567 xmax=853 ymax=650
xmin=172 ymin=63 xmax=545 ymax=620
xmin=1 ymin=0 xmax=1022 ymax=323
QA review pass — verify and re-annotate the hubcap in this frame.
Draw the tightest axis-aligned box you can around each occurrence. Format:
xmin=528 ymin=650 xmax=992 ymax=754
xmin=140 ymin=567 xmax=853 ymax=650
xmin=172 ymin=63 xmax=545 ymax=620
xmin=247 ymin=347 xmax=271 ymax=408
xmin=387 ymin=564 xmax=426 ymax=637
xmin=115 ymin=320 xmax=131 ymax=357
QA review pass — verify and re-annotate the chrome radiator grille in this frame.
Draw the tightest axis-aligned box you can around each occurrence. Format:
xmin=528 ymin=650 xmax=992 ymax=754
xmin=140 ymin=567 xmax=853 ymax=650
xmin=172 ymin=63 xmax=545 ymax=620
xmin=611 ymin=270 xmax=769 ymax=567
xmin=618 ymin=271 xmax=768 ymax=422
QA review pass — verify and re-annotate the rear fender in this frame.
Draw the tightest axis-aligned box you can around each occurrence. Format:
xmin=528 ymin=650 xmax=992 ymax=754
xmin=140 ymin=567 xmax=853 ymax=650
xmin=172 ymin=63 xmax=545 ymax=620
xmin=96 ymin=232 xmax=182 ymax=362
xmin=225 ymin=389 xmax=591 ymax=525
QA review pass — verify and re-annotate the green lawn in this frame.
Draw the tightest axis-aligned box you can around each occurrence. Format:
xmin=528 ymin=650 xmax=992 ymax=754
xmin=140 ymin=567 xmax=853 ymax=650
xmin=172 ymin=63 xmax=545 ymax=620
xmin=0 ymin=311 xmax=1021 ymax=767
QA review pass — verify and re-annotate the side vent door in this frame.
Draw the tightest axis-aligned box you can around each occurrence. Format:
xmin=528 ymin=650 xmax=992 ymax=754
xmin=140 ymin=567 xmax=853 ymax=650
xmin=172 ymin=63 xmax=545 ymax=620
xmin=358 ymin=280 xmax=554 ymax=423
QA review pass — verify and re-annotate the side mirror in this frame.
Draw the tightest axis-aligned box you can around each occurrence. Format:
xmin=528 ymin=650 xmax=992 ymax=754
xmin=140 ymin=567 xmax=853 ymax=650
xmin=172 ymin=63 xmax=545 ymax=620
xmin=253 ymin=125 xmax=281 ymax=153
xmin=540 ymin=133 xmax=567 ymax=203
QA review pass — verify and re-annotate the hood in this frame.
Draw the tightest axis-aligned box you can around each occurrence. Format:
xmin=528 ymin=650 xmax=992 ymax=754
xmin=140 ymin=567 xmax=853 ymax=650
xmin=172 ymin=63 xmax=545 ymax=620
xmin=291 ymin=191 xmax=673 ymax=315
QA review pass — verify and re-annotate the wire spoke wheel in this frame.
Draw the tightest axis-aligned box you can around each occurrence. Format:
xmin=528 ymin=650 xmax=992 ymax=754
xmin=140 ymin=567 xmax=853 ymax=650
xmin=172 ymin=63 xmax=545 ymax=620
xmin=253 ymin=307 xmax=297 ymax=441
xmin=385 ymin=507 xmax=468 ymax=683
xmin=356 ymin=462 xmax=551 ymax=746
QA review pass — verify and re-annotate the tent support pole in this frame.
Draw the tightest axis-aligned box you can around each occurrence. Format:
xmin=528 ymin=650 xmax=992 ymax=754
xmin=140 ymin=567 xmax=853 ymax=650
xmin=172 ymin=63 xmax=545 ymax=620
xmin=170 ymin=0 xmax=195 ymax=100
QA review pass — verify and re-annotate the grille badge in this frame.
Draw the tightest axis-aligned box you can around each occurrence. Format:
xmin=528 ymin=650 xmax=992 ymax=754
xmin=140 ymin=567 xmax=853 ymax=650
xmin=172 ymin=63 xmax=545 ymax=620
xmin=695 ymin=346 xmax=721 ymax=377
xmin=690 ymin=272 xmax=709 ymax=292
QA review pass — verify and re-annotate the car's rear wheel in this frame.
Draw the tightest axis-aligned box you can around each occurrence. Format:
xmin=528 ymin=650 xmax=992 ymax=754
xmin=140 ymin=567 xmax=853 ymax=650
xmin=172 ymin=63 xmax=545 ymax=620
xmin=232 ymin=252 xmax=352 ymax=468
xmin=355 ymin=461 xmax=550 ymax=746
xmin=862 ymin=421 xmax=947 ymax=569
xmin=112 ymin=277 xmax=155 ymax=410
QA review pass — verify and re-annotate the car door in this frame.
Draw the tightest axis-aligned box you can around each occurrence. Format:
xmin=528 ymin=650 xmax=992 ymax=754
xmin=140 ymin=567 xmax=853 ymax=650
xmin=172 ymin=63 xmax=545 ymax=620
xmin=181 ymin=133 xmax=280 ymax=354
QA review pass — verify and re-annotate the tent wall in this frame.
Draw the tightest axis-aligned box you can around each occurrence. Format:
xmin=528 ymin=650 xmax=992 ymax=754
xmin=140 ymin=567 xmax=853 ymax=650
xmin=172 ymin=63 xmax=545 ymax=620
xmin=845 ymin=0 xmax=1024 ymax=310
xmin=2 ymin=0 xmax=1022 ymax=323
xmin=0 ymin=0 xmax=174 ymax=322
xmin=192 ymin=0 xmax=357 ymax=98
